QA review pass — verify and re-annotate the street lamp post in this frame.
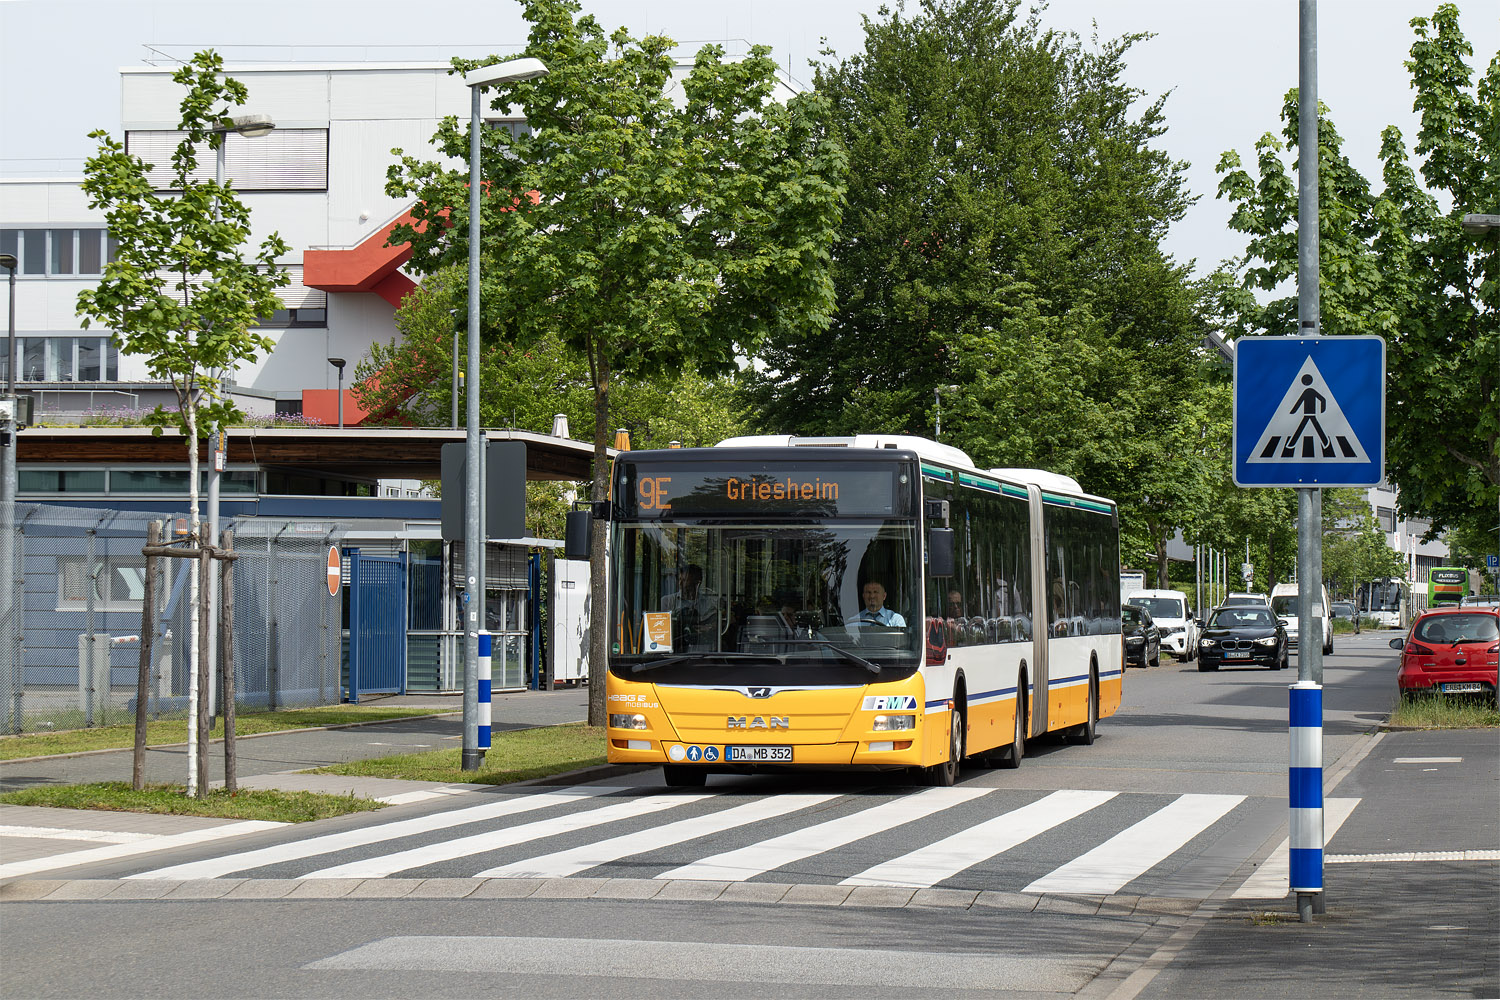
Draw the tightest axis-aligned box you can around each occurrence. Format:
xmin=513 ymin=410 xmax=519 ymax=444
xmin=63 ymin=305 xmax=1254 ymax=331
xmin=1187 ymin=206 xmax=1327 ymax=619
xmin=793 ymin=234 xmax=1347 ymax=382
xmin=461 ymin=57 xmax=548 ymax=770
xmin=199 ymin=114 xmax=274 ymax=776
xmin=1 ymin=253 xmax=17 ymax=733
xmin=327 ymin=358 xmax=346 ymax=428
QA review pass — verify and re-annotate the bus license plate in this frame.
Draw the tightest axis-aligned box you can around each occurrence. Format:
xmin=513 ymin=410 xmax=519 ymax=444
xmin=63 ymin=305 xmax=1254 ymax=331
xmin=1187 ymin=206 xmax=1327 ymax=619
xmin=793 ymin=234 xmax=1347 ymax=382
xmin=727 ymin=745 xmax=792 ymax=763
xmin=1442 ymin=682 xmax=1483 ymax=693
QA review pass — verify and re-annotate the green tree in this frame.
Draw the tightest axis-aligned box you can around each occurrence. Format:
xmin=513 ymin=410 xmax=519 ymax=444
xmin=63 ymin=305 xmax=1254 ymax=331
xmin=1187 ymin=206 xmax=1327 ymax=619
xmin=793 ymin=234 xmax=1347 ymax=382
xmin=75 ymin=50 xmax=289 ymax=796
xmin=1213 ymin=4 xmax=1497 ymax=543
xmin=743 ymin=0 xmax=1206 ymax=570
xmin=385 ymin=0 xmax=845 ymax=723
xmin=77 ymin=50 xmax=289 ymax=514
xmin=1321 ymin=488 xmax=1405 ymax=600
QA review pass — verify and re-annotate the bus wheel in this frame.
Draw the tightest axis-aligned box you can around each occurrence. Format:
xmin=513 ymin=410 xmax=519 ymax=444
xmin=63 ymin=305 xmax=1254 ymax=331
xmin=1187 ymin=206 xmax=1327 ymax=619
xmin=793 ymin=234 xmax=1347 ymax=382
xmin=998 ymin=696 xmax=1026 ymax=769
xmin=929 ymin=708 xmax=964 ymax=786
xmin=1068 ymin=672 xmax=1098 ymax=745
xmin=662 ymin=766 xmax=707 ymax=788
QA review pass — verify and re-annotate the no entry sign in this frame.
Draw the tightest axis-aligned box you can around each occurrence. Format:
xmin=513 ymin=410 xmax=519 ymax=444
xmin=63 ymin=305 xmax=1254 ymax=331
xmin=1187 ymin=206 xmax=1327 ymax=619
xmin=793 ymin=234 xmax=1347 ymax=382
xmin=326 ymin=546 xmax=342 ymax=597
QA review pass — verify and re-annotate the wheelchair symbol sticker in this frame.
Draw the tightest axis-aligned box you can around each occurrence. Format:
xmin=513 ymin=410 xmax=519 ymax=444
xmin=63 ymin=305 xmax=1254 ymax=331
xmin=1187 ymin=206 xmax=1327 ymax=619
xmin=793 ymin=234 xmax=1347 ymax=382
xmin=703 ymin=746 xmax=720 ymax=762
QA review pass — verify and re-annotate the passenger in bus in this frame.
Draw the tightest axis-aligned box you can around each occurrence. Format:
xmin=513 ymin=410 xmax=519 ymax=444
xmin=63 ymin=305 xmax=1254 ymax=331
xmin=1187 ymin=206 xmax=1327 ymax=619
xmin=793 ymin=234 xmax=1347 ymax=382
xmin=846 ymin=580 xmax=906 ymax=628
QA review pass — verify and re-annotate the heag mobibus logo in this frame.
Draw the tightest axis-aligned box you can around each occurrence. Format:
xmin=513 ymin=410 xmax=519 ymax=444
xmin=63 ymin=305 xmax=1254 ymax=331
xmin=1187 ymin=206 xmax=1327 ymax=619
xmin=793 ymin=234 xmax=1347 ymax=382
xmin=862 ymin=695 xmax=917 ymax=711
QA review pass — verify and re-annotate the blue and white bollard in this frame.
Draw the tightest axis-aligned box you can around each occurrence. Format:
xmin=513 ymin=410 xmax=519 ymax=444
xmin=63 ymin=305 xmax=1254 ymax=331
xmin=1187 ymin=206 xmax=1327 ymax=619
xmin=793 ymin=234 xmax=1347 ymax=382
xmin=477 ymin=630 xmax=492 ymax=750
xmin=1289 ymin=680 xmax=1323 ymax=918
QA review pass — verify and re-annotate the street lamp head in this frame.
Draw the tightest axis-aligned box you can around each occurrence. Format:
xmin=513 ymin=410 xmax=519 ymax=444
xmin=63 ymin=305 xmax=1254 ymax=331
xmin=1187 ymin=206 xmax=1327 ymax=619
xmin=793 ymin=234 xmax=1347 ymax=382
xmin=327 ymin=357 xmax=346 ymax=372
xmin=1460 ymin=213 xmax=1500 ymax=236
xmin=464 ymin=57 xmax=549 ymax=89
xmin=0 ymin=254 xmax=16 ymax=271
xmin=217 ymin=113 xmax=276 ymax=137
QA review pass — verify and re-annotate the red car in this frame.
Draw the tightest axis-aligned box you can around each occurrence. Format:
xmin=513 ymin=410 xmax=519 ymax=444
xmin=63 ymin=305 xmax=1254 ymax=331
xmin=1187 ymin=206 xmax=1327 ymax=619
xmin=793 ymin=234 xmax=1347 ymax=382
xmin=1390 ymin=606 xmax=1499 ymax=701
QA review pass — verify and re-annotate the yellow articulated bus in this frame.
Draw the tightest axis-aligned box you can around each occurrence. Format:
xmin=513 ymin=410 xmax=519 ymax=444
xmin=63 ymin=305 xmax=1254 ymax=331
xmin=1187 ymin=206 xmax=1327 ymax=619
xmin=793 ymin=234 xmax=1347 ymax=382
xmin=591 ymin=434 xmax=1123 ymax=787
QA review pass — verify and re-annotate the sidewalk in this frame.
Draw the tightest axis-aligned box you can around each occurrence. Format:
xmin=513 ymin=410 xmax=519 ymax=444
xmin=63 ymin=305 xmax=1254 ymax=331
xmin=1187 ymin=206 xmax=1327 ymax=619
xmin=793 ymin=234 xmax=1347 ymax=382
xmin=0 ymin=687 xmax=591 ymax=878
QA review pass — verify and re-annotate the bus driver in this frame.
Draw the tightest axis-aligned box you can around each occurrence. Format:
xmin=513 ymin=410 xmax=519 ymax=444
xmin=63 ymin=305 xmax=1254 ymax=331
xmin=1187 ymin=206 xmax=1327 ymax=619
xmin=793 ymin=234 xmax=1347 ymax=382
xmin=846 ymin=580 xmax=907 ymax=628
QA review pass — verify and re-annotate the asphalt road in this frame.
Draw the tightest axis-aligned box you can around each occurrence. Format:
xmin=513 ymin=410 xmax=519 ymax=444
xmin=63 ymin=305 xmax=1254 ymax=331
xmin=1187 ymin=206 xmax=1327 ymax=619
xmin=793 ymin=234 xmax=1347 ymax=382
xmin=3 ymin=630 xmax=1496 ymax=999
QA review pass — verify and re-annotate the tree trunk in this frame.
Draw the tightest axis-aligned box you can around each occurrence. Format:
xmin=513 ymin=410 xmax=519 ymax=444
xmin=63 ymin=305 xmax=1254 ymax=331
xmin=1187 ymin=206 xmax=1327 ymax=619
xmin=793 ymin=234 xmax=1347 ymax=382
xmin=1155 ymin=536 xmax=1170 ymax=592
xmin=185 ymin=403 xmax=203 ymax=795
xmin=132 ymin=520 xmax=161 ymax=791
xmin=587 ymin=351 xmax=610 ymax=728
xmin=220 ymin=529 xmax=238 ymax=793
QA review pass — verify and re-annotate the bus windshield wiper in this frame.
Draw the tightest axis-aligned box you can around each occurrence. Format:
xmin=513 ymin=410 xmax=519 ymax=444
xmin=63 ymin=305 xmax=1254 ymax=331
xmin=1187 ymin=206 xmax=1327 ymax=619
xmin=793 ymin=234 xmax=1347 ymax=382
xmin=629 ymin=652 xmax=781 ymax=675
xmin=756 ymin=637 xmax=882 ymax=675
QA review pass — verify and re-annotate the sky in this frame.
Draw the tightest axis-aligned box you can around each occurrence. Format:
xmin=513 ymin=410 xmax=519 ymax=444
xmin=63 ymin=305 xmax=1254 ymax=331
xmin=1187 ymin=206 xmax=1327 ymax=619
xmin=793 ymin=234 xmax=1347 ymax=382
xmin=2 ymin=0 xmax=1496 ymax=278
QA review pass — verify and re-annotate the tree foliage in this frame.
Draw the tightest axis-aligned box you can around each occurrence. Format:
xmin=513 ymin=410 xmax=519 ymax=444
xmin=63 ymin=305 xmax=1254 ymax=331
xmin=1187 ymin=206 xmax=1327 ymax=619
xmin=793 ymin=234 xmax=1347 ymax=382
xmin=1213 ymin=3 xmax=1498 ymax=543
xmin=741 ymin=0 xmax=1205 ymax=572
xmin=76 ymin=50 xmax=290 ymax=457
xmin=384 ymin=0 xmax=845 ymax=722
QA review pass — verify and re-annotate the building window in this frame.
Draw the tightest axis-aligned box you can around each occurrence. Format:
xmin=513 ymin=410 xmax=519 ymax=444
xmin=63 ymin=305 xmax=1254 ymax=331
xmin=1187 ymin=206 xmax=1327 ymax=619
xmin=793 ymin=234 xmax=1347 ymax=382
xmin=487 ymin=119 xmax=533 ymax=140
xmin=6 ymin=337 xmax=119 ymax=383
xmin=1376 ymin=507 xmax=1396 ymax=533
xmin=257 ymin=307 xmax=327 ymax=329
xmin=126 ymin=129 xmax=330 ymax=192
xmin=0 ymin=229 xmax=111 ymax=276
xmin=59 ymin=557 xmax=148 ymax=611
xmin=19 ymin=469 xmax=108 ymax=494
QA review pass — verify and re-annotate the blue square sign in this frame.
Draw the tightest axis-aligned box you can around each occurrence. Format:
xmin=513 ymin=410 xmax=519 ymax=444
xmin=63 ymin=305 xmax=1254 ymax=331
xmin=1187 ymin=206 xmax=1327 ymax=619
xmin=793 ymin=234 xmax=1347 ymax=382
xmin=1234 ymin=336 xmax=1385 ymax=487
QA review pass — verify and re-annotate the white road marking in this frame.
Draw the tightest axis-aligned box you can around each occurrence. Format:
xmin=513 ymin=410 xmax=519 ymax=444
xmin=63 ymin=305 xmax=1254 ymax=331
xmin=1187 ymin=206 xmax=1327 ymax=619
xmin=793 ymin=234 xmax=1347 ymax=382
xmin=1230 ymin=797 xmax=1361 ymax=898
xmin=477 ymin=793 xmax=839 ymax=879
xmin=840 ymin=789 xmax=1118 ymax=889
xmin=1023 ymin=793 xmax=1244 ymax=895
xmin=0 ymin=824 xmax=158 ymax=844
xmin=658 ymin=786 xmax=991 ymax=882
xmin=1327 ymin=849 xmax=1499 ymax=863
xmin=304 ymin=792 xmax=711 ymax=879
xmin=130 ymin=785 xmax=627 ymax=881
xmin=0 ymin=821 xmax=285 ymax=879
xmin=1391 ymin=757 xmax=1462 ymax=764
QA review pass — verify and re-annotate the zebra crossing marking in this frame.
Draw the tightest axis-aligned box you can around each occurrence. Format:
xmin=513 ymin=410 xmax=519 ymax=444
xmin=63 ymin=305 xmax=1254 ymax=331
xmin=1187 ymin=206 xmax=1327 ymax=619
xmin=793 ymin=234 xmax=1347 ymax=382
xmin=1023 ymin=793 xmax=1244 ymax=895
xmin=840 ymin=789 xmax=1119 ymax=889
xmin=658 ymin=786 xmax=991 ymax=883
xmin=303 ymin=792 xmax=711 ymax=880
xmin=475 ymin=793 xmax=839 ymax=880
xmin=1231 ymin=797 xmax=1360 ymax=898
xmin=131 ymin=785 xmax=627 ymax=881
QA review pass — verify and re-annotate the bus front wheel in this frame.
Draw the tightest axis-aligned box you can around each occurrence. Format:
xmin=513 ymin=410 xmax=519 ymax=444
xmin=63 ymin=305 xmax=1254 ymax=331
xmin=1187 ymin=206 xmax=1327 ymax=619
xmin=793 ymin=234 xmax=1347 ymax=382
xmin=928 ymin=708 xmax=964 ymax=786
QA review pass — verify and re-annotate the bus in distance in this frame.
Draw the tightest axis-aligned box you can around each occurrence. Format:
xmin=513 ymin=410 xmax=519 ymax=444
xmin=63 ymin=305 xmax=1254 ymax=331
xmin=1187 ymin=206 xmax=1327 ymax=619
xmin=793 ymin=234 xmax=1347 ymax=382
xmin=1428 ymin=567 xmax=1470 ymax=607
xmin=588 ymin=434 xmax=1123 ymax=787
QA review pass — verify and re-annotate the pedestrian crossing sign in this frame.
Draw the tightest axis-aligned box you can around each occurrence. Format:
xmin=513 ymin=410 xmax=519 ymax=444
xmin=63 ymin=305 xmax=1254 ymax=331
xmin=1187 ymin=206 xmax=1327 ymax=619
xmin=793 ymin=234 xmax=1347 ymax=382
xmin=1233 ymin=336 xmax=1384 ymax=487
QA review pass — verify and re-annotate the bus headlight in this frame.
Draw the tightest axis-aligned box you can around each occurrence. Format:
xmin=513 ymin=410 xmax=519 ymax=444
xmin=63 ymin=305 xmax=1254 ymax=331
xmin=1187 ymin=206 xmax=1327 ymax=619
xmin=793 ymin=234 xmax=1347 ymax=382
xmin=872 ymin=714 xmax=916 ymax=732
xmin=608 ymin=714 xmax=649 ymax=730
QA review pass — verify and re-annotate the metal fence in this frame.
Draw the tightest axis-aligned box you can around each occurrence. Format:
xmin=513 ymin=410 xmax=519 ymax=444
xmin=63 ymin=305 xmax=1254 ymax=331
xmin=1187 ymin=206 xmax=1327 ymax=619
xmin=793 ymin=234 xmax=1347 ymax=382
xmin=0 ymin=503 xmax=343 ymax=735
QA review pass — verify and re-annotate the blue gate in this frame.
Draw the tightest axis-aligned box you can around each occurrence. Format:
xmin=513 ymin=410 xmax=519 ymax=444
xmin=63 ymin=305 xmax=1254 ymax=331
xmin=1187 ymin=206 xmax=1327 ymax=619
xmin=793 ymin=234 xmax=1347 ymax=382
xmin=347 ymin=550 xmax=406 ymax=701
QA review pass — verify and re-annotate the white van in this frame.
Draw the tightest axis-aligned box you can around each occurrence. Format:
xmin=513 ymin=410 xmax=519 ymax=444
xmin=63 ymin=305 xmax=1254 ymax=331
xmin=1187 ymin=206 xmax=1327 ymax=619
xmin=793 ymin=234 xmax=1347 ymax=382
xmin=1125 ymin=589 xmax=1199 ymax=661
xmin=1270 ymin=582 xmax=1333 ymax=655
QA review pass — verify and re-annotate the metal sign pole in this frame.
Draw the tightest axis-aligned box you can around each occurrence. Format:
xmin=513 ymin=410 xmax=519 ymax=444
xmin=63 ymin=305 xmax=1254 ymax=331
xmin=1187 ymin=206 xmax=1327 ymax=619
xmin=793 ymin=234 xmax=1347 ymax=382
xmin=1293 ymin=0 xmax=1326 ymax=921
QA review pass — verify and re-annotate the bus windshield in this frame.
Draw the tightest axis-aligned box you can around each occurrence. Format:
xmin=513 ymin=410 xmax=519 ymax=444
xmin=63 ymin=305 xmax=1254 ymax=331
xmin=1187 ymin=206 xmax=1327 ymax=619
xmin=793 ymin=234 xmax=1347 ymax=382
xmin=610 ymin=520 xmax=921 ymax=682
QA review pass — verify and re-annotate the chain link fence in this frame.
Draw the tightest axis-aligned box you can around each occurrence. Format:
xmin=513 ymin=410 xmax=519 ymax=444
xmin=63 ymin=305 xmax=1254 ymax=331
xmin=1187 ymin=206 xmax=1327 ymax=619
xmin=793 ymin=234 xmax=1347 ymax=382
xmin=0 ymin=503 xmax=343 ymax=735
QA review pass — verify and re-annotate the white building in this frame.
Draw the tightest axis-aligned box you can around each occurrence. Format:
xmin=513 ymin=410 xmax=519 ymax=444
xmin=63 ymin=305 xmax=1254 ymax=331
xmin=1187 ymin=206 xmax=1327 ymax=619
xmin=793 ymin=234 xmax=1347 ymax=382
xmin=2 ymin=54 xmax=794 ymax=424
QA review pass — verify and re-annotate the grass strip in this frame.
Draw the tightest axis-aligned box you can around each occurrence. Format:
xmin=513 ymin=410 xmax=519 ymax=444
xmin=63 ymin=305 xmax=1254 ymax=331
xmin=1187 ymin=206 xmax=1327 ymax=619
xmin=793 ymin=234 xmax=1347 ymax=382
xmin=1389 ymin=694 xmax=1500 ymax=729
xmin=0 ymin=705 xmax=454 ymax=761
xmin=316 ymin=724 xmax=608 ymax=785
xmin=0 ymin=781 xmax=385 ymax=823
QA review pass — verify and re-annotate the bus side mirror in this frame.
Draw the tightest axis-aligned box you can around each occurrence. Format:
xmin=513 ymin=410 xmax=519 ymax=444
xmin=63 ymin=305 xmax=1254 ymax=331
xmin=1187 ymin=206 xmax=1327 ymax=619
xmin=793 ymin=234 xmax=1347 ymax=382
xmin=928 ymin=527 xmax=954 ymax=577
xmin=564 ymin=509 xmax=592 ymax=560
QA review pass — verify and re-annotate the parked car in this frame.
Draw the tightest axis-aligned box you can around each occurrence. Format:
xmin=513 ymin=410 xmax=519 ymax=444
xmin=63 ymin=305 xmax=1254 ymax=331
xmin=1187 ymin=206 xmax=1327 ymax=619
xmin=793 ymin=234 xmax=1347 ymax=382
xmin=1331 ymin=601 xmax=1357 ymax=621
xmin=1122 ymin=603 xmax=1161 ymax=668
xmin=1124 ymin=589 xmax=1199 ymax=661
xmin=1222 ymin=591 xmax=1270 ymax=608
xmin=1196 ymin=606 xmax=1288 ymax=672
xmin=1270 ymin=582 xmax=1333 ymax=656
xmin=1390 ymin=606 xmax=1499 ymax=701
